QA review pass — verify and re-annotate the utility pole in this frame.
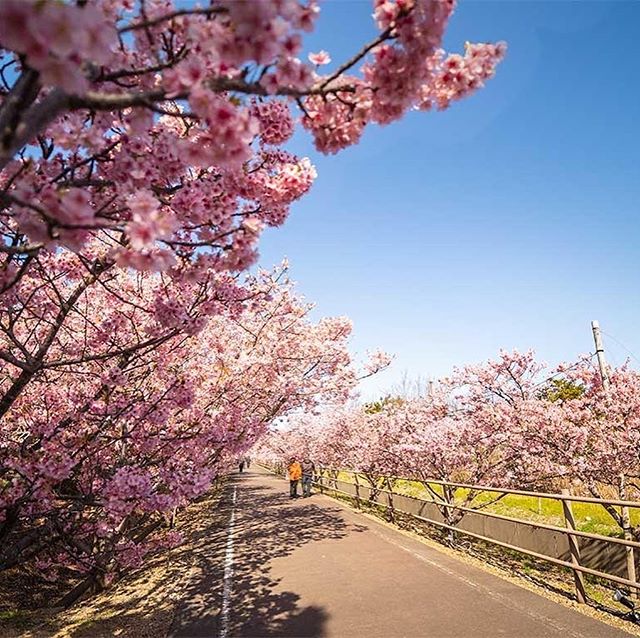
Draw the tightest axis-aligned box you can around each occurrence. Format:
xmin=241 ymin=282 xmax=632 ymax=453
xmin=591 ymin=320 xmax=610 ymax=392
xmin=591 ymin=320 xmax=637 ymax=595
xmin=427 ymin=377 xmax=434 ymax=398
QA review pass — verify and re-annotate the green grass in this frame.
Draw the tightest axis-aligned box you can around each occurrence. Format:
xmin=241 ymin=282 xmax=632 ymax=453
xmin=327 ymin=471 xmax=638 ymax=538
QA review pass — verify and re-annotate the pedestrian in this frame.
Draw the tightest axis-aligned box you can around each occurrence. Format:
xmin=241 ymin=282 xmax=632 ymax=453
xmin=301 ymin=457 xmax=316 ymax=498
xmin=245 ymin=456 xmax=251 ymax=469
xmin=239 ymin=458 xmax=245 ymax=473
xmin=287 ymin=458 xmax=302 ymax=498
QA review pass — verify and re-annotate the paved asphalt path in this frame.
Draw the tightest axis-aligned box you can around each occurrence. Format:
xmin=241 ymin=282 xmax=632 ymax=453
xmin=170 ymin=468 xmax=633 ymax=638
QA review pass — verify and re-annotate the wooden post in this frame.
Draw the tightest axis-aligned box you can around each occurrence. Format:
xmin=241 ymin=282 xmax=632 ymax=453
xmin=354 ymin=472 xmax=361 ymax=509
xmin=619 ymin=474 xmax=638 ymax=598
xmin=385 ymin=477 xmax=395 ymax=522
xmin=561 ymin=489 xmax=587 ymax=604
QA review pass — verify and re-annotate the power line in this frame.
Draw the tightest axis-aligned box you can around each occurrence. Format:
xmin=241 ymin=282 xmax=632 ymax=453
xmin=533 ymin=353 xmax=596 ymax=389
xmin=601 ymin=330 xmax=640 ymax=367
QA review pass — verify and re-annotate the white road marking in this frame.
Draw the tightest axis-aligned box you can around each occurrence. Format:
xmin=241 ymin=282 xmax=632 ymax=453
xmin=219 ymin=486 xmax=237 ymax=638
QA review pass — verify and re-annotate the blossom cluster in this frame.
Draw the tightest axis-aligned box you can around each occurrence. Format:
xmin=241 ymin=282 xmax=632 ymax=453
xmin=0 ymin=0 xmax=504 ymax=282
xmin=0 ymin=0 xmax=115 ymax=93
xmin=303 ymin=4 xmax=507 ymax=152
xmin=419 ymin=42 xmax=508 ymax=111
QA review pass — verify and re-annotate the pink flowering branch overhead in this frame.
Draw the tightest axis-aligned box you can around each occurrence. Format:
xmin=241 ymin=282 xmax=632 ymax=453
xmin=0 ymin=0 xmax=505 ymax=284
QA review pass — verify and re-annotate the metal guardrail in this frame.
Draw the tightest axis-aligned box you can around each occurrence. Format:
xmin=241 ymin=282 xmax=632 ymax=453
xmin=370 ymin=475 xmax=640 ymax=508
xmin=298 ymin=467 xmax=640 ymax=605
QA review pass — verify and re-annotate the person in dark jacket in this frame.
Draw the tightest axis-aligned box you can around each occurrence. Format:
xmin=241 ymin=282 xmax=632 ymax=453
xmin=301 ymin=457 xmax=316 ymax=497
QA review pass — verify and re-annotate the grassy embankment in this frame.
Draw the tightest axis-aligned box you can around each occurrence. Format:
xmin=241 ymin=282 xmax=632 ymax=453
xmin=330 ymin=471 xmax=640 ymax=537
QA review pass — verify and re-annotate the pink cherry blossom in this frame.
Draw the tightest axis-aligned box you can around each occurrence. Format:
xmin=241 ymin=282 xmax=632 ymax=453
xmin=308 ymin=50 xmax=331 ymax=66
xmin=0 ymin=0 xmax=504 ymax=276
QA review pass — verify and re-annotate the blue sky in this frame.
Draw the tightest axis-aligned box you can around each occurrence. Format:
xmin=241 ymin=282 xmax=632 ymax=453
xmin=256 ymin=1 xmax=640 ymax=399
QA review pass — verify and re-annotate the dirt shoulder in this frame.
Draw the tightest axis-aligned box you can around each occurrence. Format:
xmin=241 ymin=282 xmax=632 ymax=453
xmin=0 ymin=486 xmax=228 ymax=638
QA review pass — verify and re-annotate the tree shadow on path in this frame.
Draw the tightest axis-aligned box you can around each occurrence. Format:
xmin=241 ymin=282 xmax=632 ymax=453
xmin=171 ymin=472 xmax=367 ymax=638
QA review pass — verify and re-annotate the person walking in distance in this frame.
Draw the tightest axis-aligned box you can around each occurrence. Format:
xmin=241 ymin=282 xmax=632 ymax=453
xmin=238 ymin=458 xmax=245 ymax=473
xmin=287 ymin=458 xmax=302 ymax=498
xmin=301 ymin=457 xmax=316 ymax=498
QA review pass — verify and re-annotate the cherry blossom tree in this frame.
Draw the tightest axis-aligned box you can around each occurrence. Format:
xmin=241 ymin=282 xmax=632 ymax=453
xmin=539 ymin=362 xmax=640 ymax=538
xmin=388 ymin=352 xmax=561 ymax=532
xmin=0 ymin=265 xmax=381 ymax=602
xmin=0 ymin=0 xmax=508 ymax=601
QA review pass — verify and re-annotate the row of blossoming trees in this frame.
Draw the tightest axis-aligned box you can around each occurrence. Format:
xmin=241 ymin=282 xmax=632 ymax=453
xmin=260 ymin=350 xmax=640 ymax=536
xmin=0 ymin=0 xmax=505 ymax=602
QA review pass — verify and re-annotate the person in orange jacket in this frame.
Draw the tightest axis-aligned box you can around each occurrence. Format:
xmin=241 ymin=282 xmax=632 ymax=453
xmin=287 ymin=458 xmax=302 ymax=498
